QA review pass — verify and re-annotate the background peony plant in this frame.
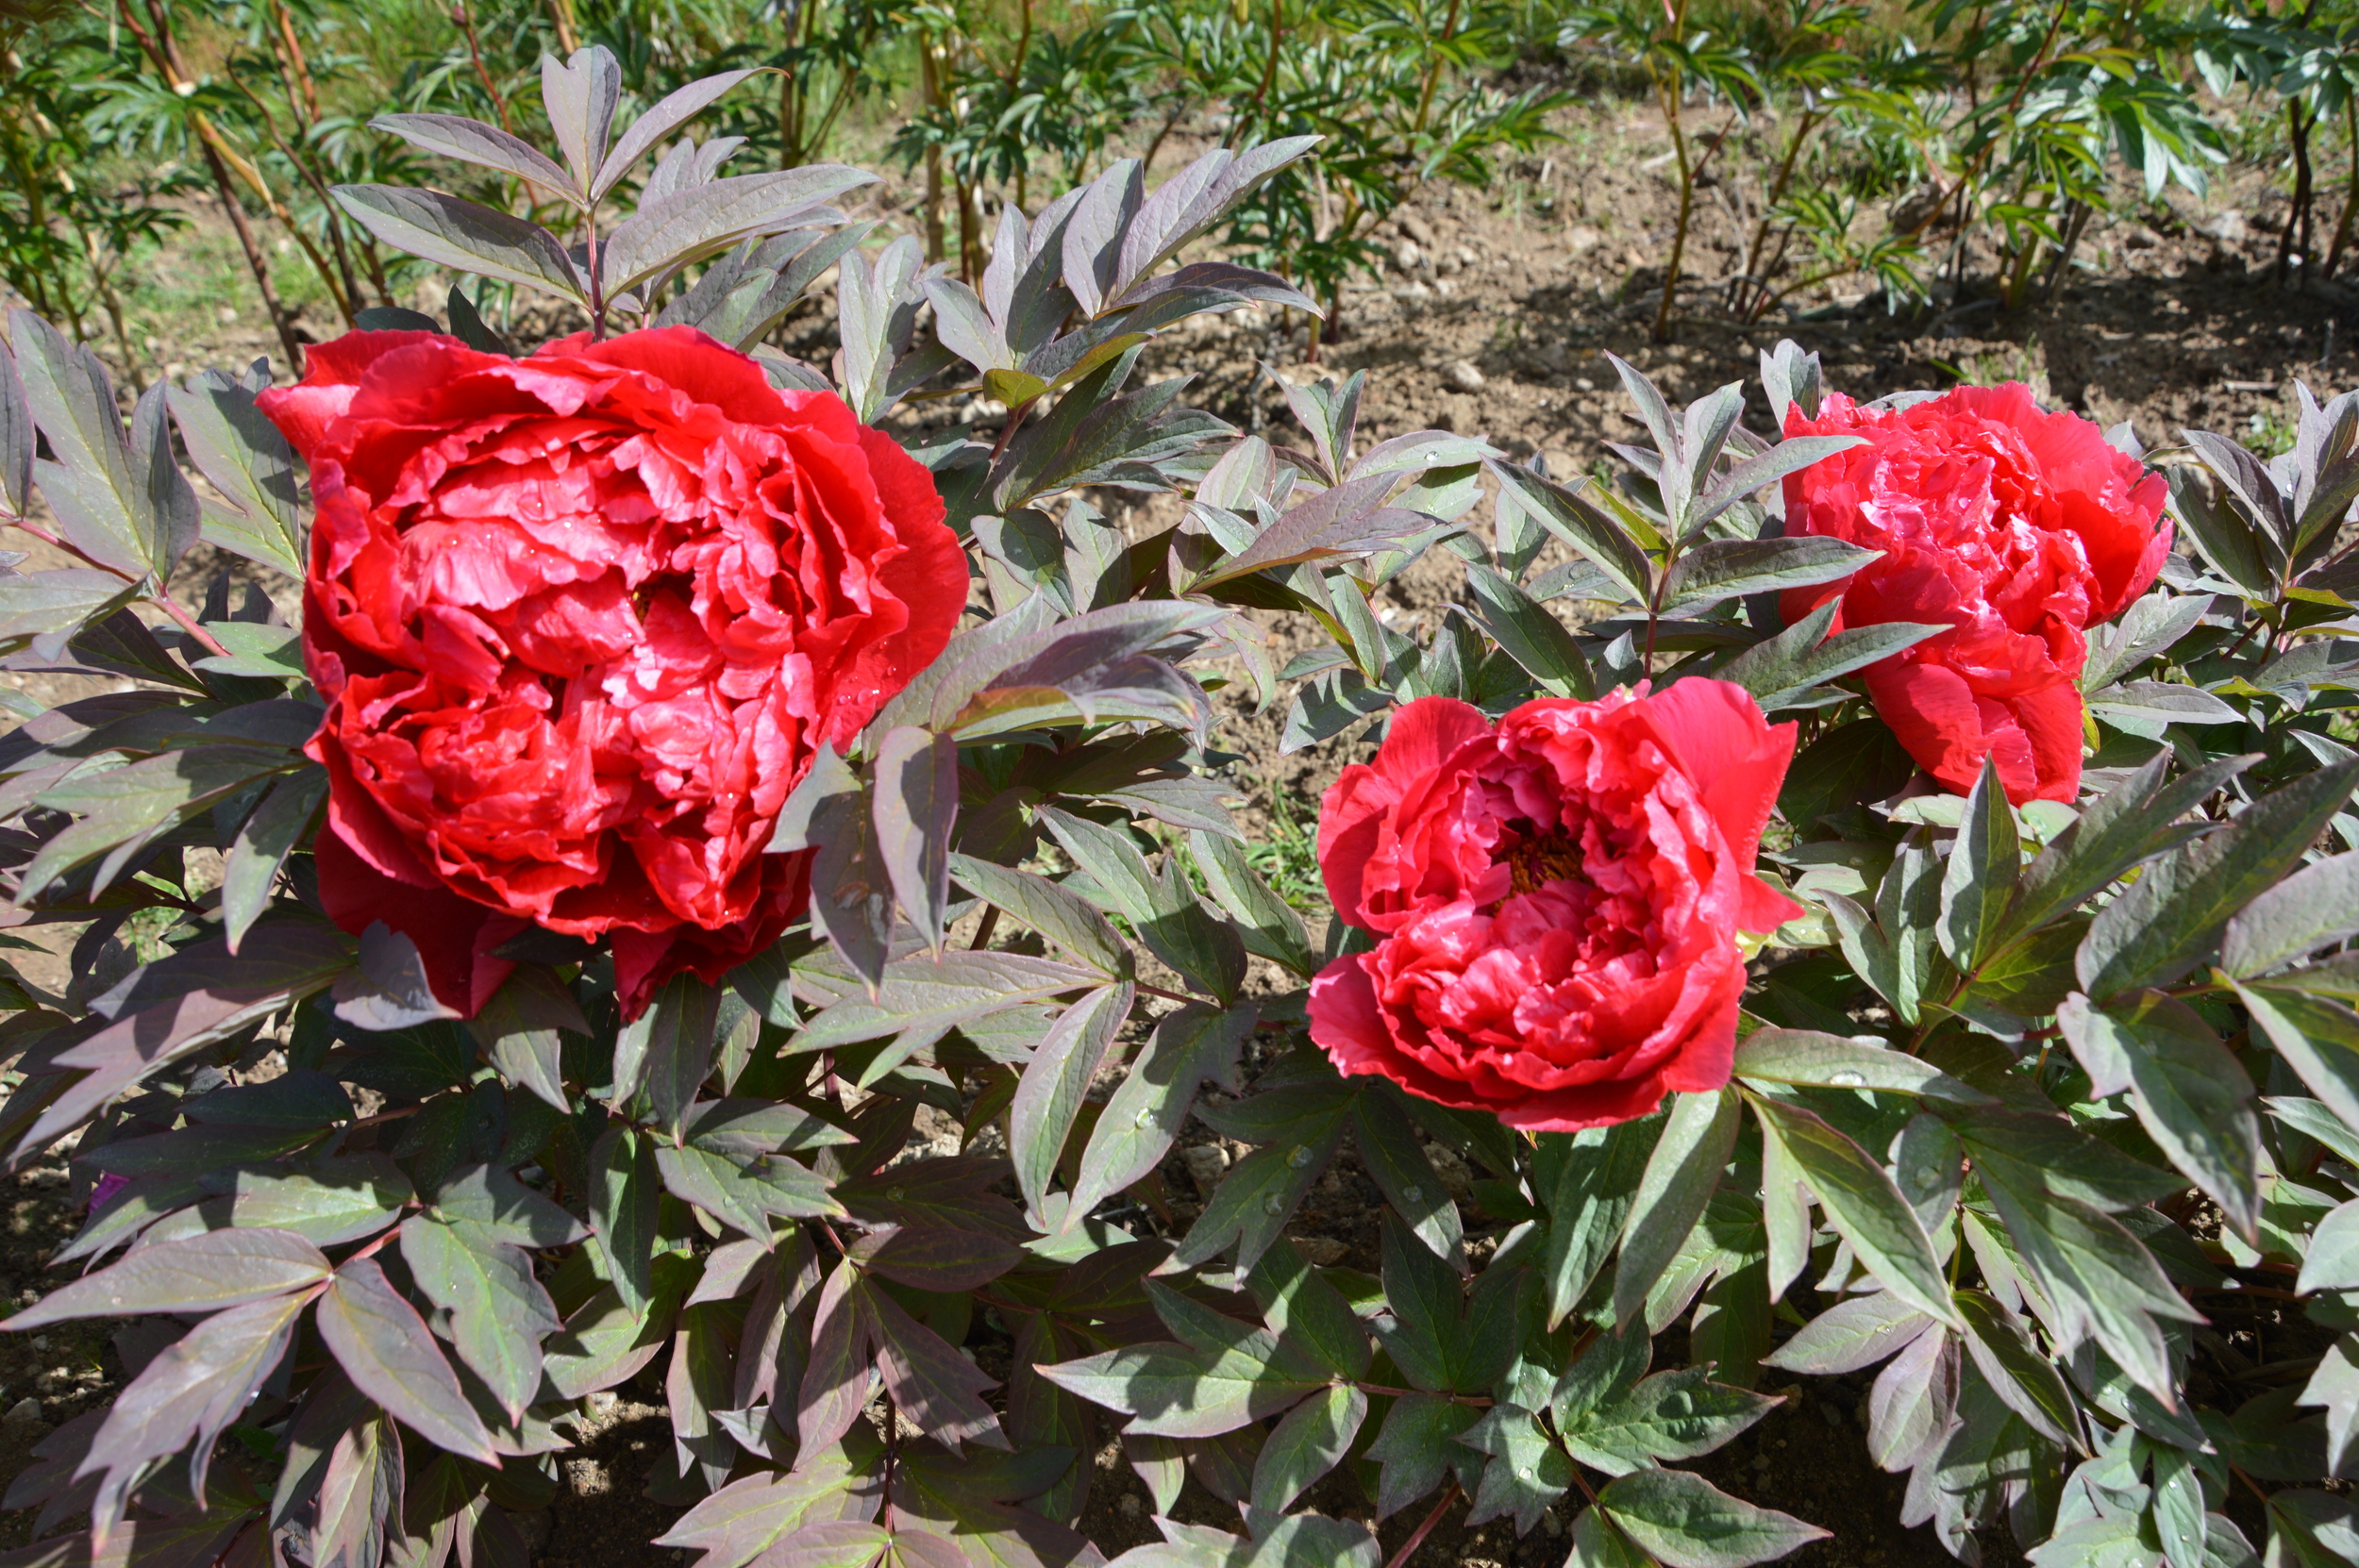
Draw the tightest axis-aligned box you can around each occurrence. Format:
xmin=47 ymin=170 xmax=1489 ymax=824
xmin=1 ymin=42 xmax=2358 ymax=1568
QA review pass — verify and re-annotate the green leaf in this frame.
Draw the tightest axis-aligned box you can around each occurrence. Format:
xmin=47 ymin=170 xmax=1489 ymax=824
xmin=1718 ymin=599 xmax=1942 ymax=710
xmin=192 ymin=620 xmax=304 ymax=681
xmin=1458 ymin=1404 xmax=1572 ymax=1536
xmin=2241 ymin=982 xmax=2359 ymax=1133
xmin=1189 ymin=828 xmax=1315 ymax=977
xmin=1374 ymin=1211 xmax=1527 ymax=1395
xmin=1246 ymin=1239 xmax=1371 ymax=1381
xmin=1762 ymin=1292 xmax=1935 ymax=1375
xmin=2220 ymin=850 xmax=2359 ymax=978
xmin=180 ymin=1158 xmax=412 ymax=1247
xmin=313 ymin=1411 xmax=398 ymax=1568
xmin=1039 ymin=808 xmax=1246 ymax=1002
xmin=2264 ymin=1491 xmax=2359 ymax=1568
xmin=1462 ymin=560 xmax=1594 ymax=697
xmin=1567 ymin=1508 xmax=1652 ymax=1568
xmin=611 ymin=974 xmax=718 ymax=1138
xmin=316 ymin=1258 xmax=500 ymax=1462
xmin=1954 ymin=1109 xmax=2182 ymax=1213
xmin=1559 ymin=1366 xmax=1781 ymax=1476
xmin=2085 ymin=679 xmax=2244 ymax=727
xmin=655 ymin=1137 xmax=843 ymax=1237
xmin=1062 ymin=1001 xmax=1251 ymax=1229
xmin=869 ymin=1282 xmax=1009 ymax=1454
xmin=1035 ymin=1287 xmax=1324 ymax=1439
xmin=1952 ymin=1290 xmax=2079 ymax=1449
xmin=2166 ymin=463 xmax=2271 ymax=598
xmin=2298 ymin=1200 xmax=2359 ymax=1294
xmin=6 ymin=1227 xmax=328 ymax=1325
xmin=24 ymin=744 xmax=301 ymax=900
xmin=1008 ymin=982 xmax=1132 ymax=1221
xmin=1731 ymin=1029 xmax=1989 ymax=1104
xmin=1974 ymin=1160 xmax=2200 ymax=1405
xmin=2267 ymin=1094 xmax=2359 ymax=1167
xmin=2056 ymin=992 xmax=2261 ymax=1242
xmin=1176 ymin=1081 xmax=1352 ymax=1271
xmin=1662 ymin=536 xmax=1880 ymax=610
xmin=872 ymin=726 xmax=959 ymax=954
xmin=1749 ymin=1096 xmax=1960 ymax=1329
xmin=398 ymin=1214 xmax=558 ymax=1421
xmin=590 ymin=1127 xmax=661 ymax=1317
xmin=654 ymin=1448 xmax=886 ymax=1568
xmin=466 ymin=968 xmax=580 ymax=1115
xmin=1938 ymin=757 xmax=2021 ymax=971
xmin=430 ymin=1162 xmax=587 ymax=1247
xmin=1487 ymin=461 xmax=1652 ymax=606
xmin=2298 ymin=1334 xmax=2359 ymax=1476
xmin=1614 ymin=1091 xmax=1739 ymax=1330
xmin=1352 ymin=1083 xmax=1464 ymax=1269
xmin=334 ymin=184 xmax=585 ymax=301
xmin=1532 ymin=1117 xmax=1662 ymax=1328
xmin=220 ymin=770 xmax=326 ymax=954
xmin=2077 ymin=762 xmax=2359 ymax=999
xmin=949 ymin=854 xmax=1132 ymax=978
xmin=1778 ymin=718 xmax=1916 ymax=831
xmin=794 ymin=951 xmax=1099 ymax=1050
xmin=1596 ymin=1468 xmax=1831 ymax=1568
xmin=2001 ymin=752 xmax=2252 ymax=944
xmin=1366 ymin=1392 xmax=1478 ymax=1520
xmin=1247 ymin=1381 xmax=1365 ymax=1514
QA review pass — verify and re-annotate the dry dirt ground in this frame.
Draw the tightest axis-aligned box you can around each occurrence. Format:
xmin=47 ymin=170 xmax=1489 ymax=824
xmin=0 ymin=92 xmax=2342 ymax=1568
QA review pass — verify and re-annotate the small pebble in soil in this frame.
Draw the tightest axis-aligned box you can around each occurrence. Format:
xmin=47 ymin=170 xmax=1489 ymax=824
xmin=1182 ymin=1145 xmax=1230 ymax=1193
xmin=1119 ymin=1495 xmax=1141 ymax=1517
xmin=4 ymin=1396 xmax=40 ymax=1425
xmin=1445 ymin=360 xmax=1486 ymax=392
xmin=1394 ymin=240 xmax=1426 ymax=273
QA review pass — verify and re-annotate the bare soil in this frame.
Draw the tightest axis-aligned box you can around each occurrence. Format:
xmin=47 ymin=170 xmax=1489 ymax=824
xmin=0 ymin=91 xmax=2340 ymax=1568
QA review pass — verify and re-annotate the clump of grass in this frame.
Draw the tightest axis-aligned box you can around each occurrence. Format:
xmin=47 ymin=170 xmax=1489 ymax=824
xmin=1244 ymin=775 xmax=1327 ymax=916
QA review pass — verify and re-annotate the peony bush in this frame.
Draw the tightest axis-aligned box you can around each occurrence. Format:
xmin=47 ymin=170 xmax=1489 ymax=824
xmin=1 ymin=45 xmax=2358 ymax=1568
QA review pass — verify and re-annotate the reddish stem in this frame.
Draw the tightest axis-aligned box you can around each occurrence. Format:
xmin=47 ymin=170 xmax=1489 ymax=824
xmin=346 ymin=1104 xmax=425 ymax=1131
xmin=1383 ymin=1482 xmax=1460 ymax=1568
xmin=152 ymin=593 xmax=230 ymax=659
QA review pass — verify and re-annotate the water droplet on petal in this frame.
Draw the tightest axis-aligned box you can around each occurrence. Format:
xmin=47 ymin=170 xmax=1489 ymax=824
xmin=1830 ymin=1071 xmax=1866 ymax=1088
xmin=1402 ymin=1185 xmax=1424 ymax=1205
xmin=1263 ymin=1195 xmax=1284 ymax=1215
xmin=887 ymin=1187 xmax=905 ymax=1201
xmin=1134 ymin=1106 xmax=1154 ymax=1127
xmin=1286 ymin=1145 xmax=1313 ymax=1169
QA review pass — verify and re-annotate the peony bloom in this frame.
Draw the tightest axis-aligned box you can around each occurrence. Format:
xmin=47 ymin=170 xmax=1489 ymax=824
xmin=1780 ymin=383 xmax=2170 ymax=805
xmin=1307 ymin=685 xmax=1799 ymax=1131
xmin=260 ymin=326 xmax=965 ymax=1018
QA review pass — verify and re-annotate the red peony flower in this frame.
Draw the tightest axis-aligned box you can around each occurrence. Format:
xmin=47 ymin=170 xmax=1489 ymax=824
xmin=1307 ymin=684 xmax=1799 ymax=1131
xmin=260 ymin=326 xmax=965 ymax=1018
xmin=1780 ymin=383 xmax=2170 ymax=805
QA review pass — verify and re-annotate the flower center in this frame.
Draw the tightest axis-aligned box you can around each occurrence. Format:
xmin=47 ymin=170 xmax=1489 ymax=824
xmin=1500 ymin=826 xmax=1586 ymax=899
